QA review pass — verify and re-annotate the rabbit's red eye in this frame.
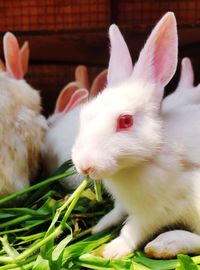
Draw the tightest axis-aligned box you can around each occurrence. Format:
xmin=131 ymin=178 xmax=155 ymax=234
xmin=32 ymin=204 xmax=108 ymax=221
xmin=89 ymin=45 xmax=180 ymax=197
xmin=117 ymin=114 xmax=133 ymax=131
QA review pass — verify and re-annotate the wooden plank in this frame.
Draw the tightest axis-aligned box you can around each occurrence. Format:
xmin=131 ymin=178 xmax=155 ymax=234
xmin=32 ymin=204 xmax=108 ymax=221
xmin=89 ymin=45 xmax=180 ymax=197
xmin=0 ymin=27 xmax=199 ymax=65
xmin=0 ymin=31 xmax=109 ymax=65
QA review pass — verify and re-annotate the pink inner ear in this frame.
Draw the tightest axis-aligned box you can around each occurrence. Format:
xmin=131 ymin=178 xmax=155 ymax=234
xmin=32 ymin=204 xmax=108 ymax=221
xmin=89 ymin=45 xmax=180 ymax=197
xmin=64 ymin=88 xmax=89 ymax=113
xmin=90 ymin=69 xmax=107 ymax=97
xmin=55 ymin=82 xmax=80 ymax=113
xmin=3 ymin=32 xmax=23 ymax=79
xmin=133 ymin=13 xmax=177 ymax=88
xmin=152 ymin=24 xmax=176 ymax=86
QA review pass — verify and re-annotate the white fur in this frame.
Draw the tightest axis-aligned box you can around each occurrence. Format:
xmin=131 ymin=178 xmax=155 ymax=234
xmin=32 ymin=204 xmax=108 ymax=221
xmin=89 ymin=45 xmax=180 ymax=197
xmin=162 ymin=57 xmax=200 ymax=113
xmin=72 ymin=13 xmax=200 ymax=259
xmin=43 ymin=70 xmax=106 ymax=190
xmin=42 ymin=105 xmax=84 ymax=189
xmin=0 ymin=72 xmax=47 ymax=197
xmin=145 ymin=230 xmax=200 ymax=258
xmin=92 ymin=201 xmax=126 ymax=233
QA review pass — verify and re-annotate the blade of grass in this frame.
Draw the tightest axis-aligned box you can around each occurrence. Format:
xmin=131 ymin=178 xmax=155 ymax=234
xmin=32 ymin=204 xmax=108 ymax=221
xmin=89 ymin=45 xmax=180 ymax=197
xmin=47 ymin=177 xmax=90 ymax=234
xmin=0 ymin=171 xmax=74 ymax=205
xmin=177 ymin=255 xmax=198 ymax=270
xmin=0 ymin=220 xmax=46 ymax=235
xmin=0 ymin=207 xmax=49 ymax=217
xmin=52 ymin=235 xmax=72 ymax=261
xmin=77 ymin=253 xmax=132 ymax=270
xmin=32 ymin=255 xmax=50 ymax=270
xmin=94 ymin=180 xmax=102 ymax=202
xmin=0 ymin=256 xmax=36 ymax=270
xmin=134 ymin=255 xmax=179 ymax=270
xmin=62 ymin=229 xmax=116 ymax=266
xmin=16 ymin=232 xmax=45 ymax=241
xmin=192 ymin=256 xmax=200 ymax=265
xmin=0 ymin=215 xmax=31 ymax=229
xmin=0 ymin=178 xmax=90 ymax=264
xmin=0 ymin=235 xmax=19 ymax=258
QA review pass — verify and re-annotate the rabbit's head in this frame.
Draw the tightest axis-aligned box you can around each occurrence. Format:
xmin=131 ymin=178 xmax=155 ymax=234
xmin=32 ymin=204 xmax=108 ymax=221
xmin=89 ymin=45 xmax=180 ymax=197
xmin=0 ymin=32 xmax=41 ymax=113
xmin=72 ymin=13 xmax=178 ymax=180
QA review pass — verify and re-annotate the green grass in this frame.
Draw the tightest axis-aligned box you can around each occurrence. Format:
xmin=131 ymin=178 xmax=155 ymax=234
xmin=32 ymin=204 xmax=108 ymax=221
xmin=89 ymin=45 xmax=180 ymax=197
xmin=0 ymin=161 xmax=200 ymax=269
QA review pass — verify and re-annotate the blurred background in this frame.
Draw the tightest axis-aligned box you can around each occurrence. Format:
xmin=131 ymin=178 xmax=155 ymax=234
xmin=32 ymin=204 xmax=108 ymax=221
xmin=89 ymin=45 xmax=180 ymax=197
xmin=0 ymin=0 xmax=199 ymax=116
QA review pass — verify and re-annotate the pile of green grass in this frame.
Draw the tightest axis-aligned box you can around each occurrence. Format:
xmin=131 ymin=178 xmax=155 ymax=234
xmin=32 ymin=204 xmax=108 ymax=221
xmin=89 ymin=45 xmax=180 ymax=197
xmin=0 ymin=161 xmax=200 ymax=270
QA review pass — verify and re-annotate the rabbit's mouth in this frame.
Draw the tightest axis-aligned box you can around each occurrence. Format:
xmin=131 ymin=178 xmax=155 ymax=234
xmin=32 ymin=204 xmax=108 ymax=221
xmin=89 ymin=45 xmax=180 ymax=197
xmin=83 ymin=167 xmax=101 ymax=180
xmin=87 ymin=166 xmax=118 ymax=180
xmin=72 ymin=148 xmax=119 ymax=180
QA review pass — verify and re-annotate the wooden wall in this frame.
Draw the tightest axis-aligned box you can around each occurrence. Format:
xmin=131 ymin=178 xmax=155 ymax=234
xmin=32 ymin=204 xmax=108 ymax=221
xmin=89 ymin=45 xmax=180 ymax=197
xmin=0 ymin=0 xmax=200 ymax=116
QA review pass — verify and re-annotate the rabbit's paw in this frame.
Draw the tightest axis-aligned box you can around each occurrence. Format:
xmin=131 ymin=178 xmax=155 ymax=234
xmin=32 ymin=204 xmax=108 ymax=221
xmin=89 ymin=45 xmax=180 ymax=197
xmin=102 ymin=236 xmax=132 ymax=259
xmin=144 ymin=232 xmax=184 ymax=259
xmin=92 ymin=217 xmax=110 ymax=234
xmin=92 ymin=203 xmax=126 ymax=234
xmin=92 ymin=209 xmax=124 ymax=233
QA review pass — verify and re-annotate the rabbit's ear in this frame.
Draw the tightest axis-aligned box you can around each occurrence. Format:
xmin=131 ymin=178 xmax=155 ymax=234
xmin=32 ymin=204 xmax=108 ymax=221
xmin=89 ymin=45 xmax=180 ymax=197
xmin=178 ymin=58 xmax=194 ymax=89
xmin=133 ymin=12 xmax=177 ymax=96
xmin=63 ymin=88 xmax=89 ymax=113
xmin=3 ymin=32 xmax=23 ymax=79
xmin=108 ymin=24 xmax=133 ymax=87
xmin=0 ymin=58 xmax=5 ymax=72
xmin=55 ymin=82 xmax=80 ymax=113
xmin=20 ymin=41 xmax=30 ymax=77
xmin=75 ymin=65 xmax=90 ymax=89
xmin=90 ymin=69 xmax=107 ymax=97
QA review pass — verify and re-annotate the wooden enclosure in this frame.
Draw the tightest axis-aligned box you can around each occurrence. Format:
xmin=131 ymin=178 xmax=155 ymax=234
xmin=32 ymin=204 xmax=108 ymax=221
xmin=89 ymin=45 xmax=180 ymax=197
xmin=0 ymin=0 xmax=200 ymax=116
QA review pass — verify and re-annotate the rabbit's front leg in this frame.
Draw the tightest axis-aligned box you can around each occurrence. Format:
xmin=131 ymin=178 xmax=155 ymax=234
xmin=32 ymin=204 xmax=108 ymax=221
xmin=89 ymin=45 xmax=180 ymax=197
xmin=145 ymin=230 xmax=200 ymax=258
xmin=92 ymin=201 xmax=127 ymax=233
xmin=102 ymin=216 xmax=150 ymax=259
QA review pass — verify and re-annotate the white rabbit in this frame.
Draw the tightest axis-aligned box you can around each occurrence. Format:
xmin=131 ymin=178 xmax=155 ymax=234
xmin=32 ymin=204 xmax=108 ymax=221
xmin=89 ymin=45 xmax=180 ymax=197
xmin=43 ymin=86 xmax=88 ymax=189
xmin=72 ymin=12 xmax=200 ymax=259
xmin=162 ymin=57 xmax=200 ymax=113
xmin=0 ymin=32 xmax=47 ymax=197
xmin=42 ymin=66 xmax=107 ymax=189
xmin=94 ymin=53 xmax=200 ymax=236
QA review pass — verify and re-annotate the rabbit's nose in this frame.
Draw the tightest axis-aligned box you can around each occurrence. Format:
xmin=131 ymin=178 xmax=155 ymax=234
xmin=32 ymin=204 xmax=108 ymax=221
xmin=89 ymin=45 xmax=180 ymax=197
xmin=81 ymin=167 xmax=92 ymax=175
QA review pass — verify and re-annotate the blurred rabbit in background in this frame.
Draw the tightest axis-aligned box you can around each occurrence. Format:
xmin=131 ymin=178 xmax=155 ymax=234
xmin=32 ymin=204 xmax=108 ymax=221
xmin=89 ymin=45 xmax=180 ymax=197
xmin=42 ymin=65 xmax=107 ymax=189
xmin=0 ymin=32 xmax=47 ymax=197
